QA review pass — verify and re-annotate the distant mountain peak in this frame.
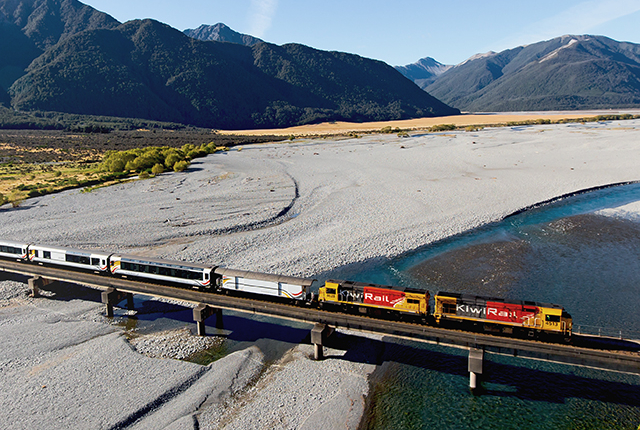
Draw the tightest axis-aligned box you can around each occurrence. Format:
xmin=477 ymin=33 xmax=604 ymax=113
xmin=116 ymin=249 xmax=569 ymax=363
xmin=425 ymin=34 xmax=640 ymax=112
xmin=457 ymin=51 xmax=496 ymax=67
xmin=538 ymin=37 xmax=580 ymax=63
xmin=184 ymin=23 xmax=263 ymax=46
xmin=395 ymin=57 xmax=452 ymax=89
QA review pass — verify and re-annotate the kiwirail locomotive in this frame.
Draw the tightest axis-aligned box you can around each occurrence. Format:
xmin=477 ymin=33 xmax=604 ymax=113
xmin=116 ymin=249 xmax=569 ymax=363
xmin=0 ymin=240 xmax=573 ymax=341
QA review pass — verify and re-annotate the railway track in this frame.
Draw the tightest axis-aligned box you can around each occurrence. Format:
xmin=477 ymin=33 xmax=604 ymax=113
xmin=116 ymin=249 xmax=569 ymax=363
xmin=1 ymin=259 xmax=639 ymax=374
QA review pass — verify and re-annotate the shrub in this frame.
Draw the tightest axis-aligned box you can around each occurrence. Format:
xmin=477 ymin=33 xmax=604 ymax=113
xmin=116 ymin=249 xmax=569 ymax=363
xmin=173 ymin=160 xmax=189 ymax=172
xmin=151 ymin=164 xmax=164 ymax=175
xmin=429 ymin=124 xmax=456 ymax=132
xmin=381 ymin=126 xmax=401 ymax=134
xmin=186 ymin=148 xmax=208 ymax=159
xmin=139 ymin=171 xmax=150 ymax=179
xmin=165 ymin=152 xmax=181 ymax=169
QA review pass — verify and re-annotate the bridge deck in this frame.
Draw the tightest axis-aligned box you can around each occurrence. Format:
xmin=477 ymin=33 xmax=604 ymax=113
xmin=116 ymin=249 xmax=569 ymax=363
xmin=2 ymin=260 xmax=639 ymax=374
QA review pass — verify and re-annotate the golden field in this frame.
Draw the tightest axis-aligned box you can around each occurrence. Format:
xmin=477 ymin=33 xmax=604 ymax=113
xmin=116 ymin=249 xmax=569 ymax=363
xmin=218 ymin=111 xmax=640 ymax=136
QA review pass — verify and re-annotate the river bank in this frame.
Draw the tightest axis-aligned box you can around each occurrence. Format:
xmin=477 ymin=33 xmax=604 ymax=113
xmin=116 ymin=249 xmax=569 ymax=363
xmin=1 ymin=119 xmax=639 ymax=428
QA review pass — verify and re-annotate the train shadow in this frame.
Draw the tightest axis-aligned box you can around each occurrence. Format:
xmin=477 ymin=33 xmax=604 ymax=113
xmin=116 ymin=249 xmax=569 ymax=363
xmin=323 ymin=331 xmax=640 ymax=407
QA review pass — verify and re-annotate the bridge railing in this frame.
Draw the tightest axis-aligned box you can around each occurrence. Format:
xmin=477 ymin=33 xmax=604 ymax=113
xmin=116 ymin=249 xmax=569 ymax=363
xmin=574 ymin=324 xmax=640 ymax=341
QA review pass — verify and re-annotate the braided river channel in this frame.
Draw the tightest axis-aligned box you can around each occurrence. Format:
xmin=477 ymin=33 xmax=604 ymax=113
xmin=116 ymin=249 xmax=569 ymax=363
xmin=323 ymin=182 xmax=640 ymax=429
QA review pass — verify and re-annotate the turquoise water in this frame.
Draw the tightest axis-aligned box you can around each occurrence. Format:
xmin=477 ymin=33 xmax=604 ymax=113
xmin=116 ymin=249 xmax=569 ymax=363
xmin=324 ymin=182 xmax=640 ymax=336
xmin=322 ymin=182 xmax=640 ymax=429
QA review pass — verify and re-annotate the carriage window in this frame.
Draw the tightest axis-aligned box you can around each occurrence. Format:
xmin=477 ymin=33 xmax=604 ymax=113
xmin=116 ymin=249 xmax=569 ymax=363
xmin=545 ymin=315 xmax=560 ymax=322
xmin=34 ymin=250 xmax=39 ymax=258
xmin=326 ymin=288 xmax=336 ymax=295
xmin=205 ymin=273 xmax=209 ymax=280
xmin=407 ymin=299 xmax=420 ymax=305
xmin=1 ymin=246 xmax=22 ymax=254
xmin=43 ymin=251 xmax=51 ymax=259
xmin=91 ymin=258 xmax=100 ymax=266
xmin=66 ymin=255 xmax=90 ymax=265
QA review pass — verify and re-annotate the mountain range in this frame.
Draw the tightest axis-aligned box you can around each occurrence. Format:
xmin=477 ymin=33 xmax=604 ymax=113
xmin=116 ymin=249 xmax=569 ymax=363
xmin=397 ymin=35 xmax=640 ymax=112
xmin=2 ymin=0 xmax=639 ymax=129
xmin=0 ymin=0 xmax=458 ymax=129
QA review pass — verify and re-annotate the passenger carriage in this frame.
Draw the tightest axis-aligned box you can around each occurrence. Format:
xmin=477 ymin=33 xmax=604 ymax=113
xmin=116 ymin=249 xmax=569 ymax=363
xmin=109 ymin=254 xmax=214 ymax=289
xmin=0 ymin=240 xmax=30 ymax=261
xmin=28 ymin=244 xmax=111 ymax=273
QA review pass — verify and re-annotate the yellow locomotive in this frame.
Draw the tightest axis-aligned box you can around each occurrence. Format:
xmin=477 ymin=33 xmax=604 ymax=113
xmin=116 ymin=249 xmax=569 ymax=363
xmin=433 ymin=291 xmax=573 ymax=338
xmin=319 ymin=279 xmax=430 ymax=317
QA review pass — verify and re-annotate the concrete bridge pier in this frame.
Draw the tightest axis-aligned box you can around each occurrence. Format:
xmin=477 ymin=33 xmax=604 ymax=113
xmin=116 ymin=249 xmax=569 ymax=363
xmin=28 ymin=276 xmax=56 ymax=298
xmin=311 ymin=323 xmax=334 ymax=360
xmin=193 ymin=303 xmax=222 ymax=336
xmin=101 ymin=288 xmax=134 ymax=318
xmin=468 ymin=347 xmax=484 ymax=392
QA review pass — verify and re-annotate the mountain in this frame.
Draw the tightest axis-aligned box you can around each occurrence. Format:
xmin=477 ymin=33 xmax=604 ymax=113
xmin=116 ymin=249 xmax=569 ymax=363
xmin=0 ymin=0 xmax=119 ymax=105
xmin=424 ymin=35 xmax=640 ymax=111
xmin=9 ymin=19 xmax=459 ymax=129
xmin=184 ymin=23 xmax=262 ymax=46
xmin=0 ymin=0 xmax=119 ymax=50
xmin=395 ymin=57 xmax=452 ymax=89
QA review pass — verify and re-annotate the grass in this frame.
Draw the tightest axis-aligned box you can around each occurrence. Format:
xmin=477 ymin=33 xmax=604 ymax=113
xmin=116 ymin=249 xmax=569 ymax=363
xmin=0 ymin=162 xmax=131 ymax=205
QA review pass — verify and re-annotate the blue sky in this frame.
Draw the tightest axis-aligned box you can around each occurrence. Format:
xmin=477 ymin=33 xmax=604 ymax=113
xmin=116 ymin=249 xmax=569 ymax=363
xmin=82 ymin=0 xmax=640 ymax=66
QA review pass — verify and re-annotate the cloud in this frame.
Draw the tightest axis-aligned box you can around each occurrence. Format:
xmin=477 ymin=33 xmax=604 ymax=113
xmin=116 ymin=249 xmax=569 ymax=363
xmin=491 ymin=0 xmax=640 ymax=51
xmin=249 ymin=0 xmax=278 ymax=38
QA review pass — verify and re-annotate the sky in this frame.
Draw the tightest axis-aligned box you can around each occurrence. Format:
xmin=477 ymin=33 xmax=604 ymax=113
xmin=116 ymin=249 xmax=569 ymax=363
xmin=81 ymin=0 xmax=640 ymax=66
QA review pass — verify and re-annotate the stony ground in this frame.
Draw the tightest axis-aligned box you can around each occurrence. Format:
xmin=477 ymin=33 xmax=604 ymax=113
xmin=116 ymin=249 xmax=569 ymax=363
xmin=1 ymin=120 xmax=639 ymax=429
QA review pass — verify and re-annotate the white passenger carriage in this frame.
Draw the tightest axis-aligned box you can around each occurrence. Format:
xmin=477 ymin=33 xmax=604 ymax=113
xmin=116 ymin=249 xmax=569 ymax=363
xmin=215 ymin=268 xmax=315 ymax=301
xmin=0 ymin=240 xmax=29 ymax=261
xmin=28 ymin=244 xmax=111 ymax=273
xmin=110 ymin=254 xmax=214 ymax=288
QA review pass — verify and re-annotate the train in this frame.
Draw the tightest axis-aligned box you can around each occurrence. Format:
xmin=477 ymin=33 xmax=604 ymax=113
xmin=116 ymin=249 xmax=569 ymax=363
xmin=0 ymin=239 xmax=573 ymax=341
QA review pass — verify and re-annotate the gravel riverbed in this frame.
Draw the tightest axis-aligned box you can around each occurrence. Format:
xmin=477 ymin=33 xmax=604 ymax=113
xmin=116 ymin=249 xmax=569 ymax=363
xmin=1 ymin=120 xmax=640 ymax=429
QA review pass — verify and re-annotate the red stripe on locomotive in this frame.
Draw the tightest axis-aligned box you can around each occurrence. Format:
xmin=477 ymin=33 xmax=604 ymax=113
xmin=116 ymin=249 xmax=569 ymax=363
xmin=363 ymin=286 xmax=405 ymax=308
xmin=485 ymin=301 xmax=538 ymax=324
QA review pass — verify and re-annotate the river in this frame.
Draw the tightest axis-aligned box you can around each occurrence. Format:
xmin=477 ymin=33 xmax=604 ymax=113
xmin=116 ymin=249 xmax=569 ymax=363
xmin=324 ymin=182 xmax=640 ymax=429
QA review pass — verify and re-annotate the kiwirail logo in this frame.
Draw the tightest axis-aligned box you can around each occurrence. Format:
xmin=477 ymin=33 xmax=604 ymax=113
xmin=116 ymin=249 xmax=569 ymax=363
xmin=365 ymin=292 xmax=404 ymax=307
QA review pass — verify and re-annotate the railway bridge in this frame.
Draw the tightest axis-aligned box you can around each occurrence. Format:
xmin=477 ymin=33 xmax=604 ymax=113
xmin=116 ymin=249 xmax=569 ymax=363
xmin=1 ymin=260 xmax=639 ymax=390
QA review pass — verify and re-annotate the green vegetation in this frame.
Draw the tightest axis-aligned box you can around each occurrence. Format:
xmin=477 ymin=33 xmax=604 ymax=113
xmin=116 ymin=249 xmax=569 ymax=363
xmin=151 ymin=163 xmax=164 ymax=175
xmin=429 ymin=124 xmax=456 ymax=132
xmin=173 ymin=160 xmax=189 ymax=172
xmin=0 ymin=161 xmax=129 ymax=205
xmin=6 ymin=19 xmax=458 ymax=131
xmin=0 ymin=107 xmax=190 ymax=132
xmin=100 ymin=143 xmax=227 ymax=174
xmin=380 ymin=126 xmax=402 ymax=134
